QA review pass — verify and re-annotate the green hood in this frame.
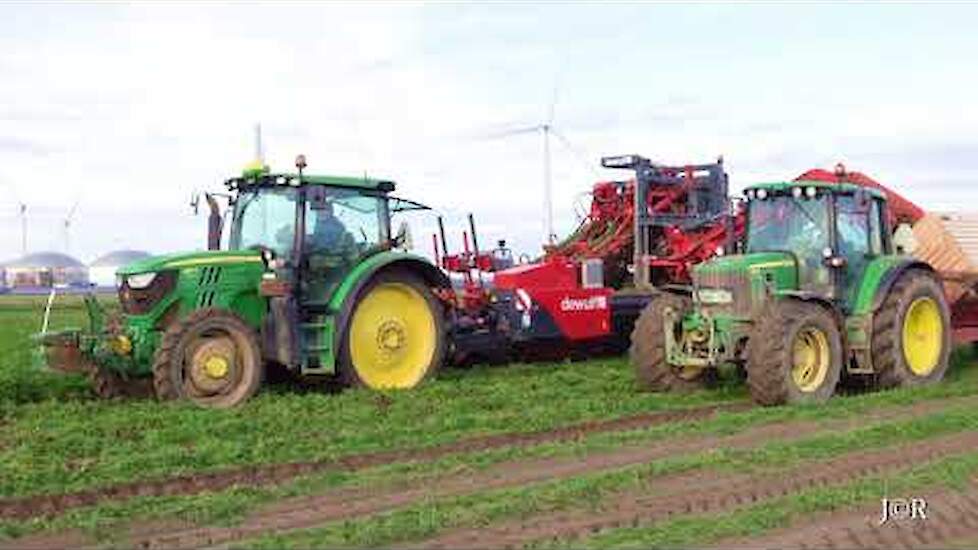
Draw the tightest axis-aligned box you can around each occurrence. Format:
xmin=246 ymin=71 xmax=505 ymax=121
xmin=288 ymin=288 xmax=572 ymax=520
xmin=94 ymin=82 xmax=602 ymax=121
xmin=694 ymin=251 xmax=798 ymax=291
xmin=117 ymin=250 xmax=263 ymax=276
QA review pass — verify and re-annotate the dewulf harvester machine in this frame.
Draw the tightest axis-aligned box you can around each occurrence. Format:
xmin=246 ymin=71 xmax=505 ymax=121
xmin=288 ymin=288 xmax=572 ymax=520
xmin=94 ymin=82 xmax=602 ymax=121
xmin=437 ymin=154 xmax=743 ymax=364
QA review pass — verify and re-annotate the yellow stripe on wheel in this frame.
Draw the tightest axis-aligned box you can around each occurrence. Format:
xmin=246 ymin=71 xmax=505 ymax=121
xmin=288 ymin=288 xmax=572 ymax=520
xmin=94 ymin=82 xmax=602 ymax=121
xmin=903 ymin=297 xmax=943 ymax=377
xmin=349 ymin=282 xmax=436 ymax=389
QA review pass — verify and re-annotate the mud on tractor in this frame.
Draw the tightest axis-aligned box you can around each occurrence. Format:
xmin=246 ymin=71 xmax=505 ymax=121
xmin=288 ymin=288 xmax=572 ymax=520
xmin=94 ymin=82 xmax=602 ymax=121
xmin=37 ymin=156 xmax=451 ymax=407
xmin=631 ymin=178 xmax=952 ymax=405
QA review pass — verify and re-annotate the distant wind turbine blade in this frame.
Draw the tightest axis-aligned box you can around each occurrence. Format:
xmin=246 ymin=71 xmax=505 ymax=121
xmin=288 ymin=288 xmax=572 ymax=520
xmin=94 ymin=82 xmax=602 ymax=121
xmin=477 ymin=125 xmax=541 ymax=140
xmin=547 ymin=80 xmax=560 ymax=126
xmin=550 ymin=128 xmax=600 ymax=178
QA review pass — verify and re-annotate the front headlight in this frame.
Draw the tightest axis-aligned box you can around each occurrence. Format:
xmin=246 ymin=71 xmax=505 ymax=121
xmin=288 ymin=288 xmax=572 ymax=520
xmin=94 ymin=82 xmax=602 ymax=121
xmin=697 ymin=288 xmax=733 ymax=304
xmin=126 ymin=272 xmax=158 ymax=289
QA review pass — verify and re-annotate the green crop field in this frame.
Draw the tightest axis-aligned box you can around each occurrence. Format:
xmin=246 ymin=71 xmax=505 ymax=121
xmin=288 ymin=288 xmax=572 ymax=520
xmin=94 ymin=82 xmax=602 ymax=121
xmin=2 ymin=294 xmax=978 ymax=549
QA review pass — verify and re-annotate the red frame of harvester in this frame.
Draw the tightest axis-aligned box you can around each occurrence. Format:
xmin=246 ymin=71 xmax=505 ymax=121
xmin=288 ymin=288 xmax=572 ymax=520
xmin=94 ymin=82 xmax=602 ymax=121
xmin=434 ymin=157 xmax=978 ymax=363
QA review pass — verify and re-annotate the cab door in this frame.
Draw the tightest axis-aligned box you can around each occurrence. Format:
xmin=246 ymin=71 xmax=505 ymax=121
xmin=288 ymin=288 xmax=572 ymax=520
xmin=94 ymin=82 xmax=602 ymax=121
xmin=301 ymin=187 xmax=388 ymax=306
xmin=835 ymin=193 xmax=884 ymax=312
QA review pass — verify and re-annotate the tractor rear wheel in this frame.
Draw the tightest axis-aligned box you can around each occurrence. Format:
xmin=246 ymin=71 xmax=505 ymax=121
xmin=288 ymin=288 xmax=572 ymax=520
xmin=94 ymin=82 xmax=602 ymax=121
xmin=152 ymin=308 xmax=263 ymax=408
xmin=630 ymin=292 xmax=709 ymax=392
xmin=747 ymin=300 xmax=842 ymax=405
xmin=338 ymin=270 xmax=446 ymax=390
xmin=871 ymin=269 xmax=951 ymax=389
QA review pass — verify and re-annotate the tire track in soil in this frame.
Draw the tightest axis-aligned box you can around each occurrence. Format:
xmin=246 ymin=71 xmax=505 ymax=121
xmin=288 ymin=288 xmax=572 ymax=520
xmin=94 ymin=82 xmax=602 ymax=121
xmin=713 ymin=479 xmax=978 ymax=550
xmin=99 ymin=395 xmax=973 ymax=550
xmin=0 ymin=402 xmax=749 ymax=521
xmin=409 ymin=431 xmax=978 ymax=549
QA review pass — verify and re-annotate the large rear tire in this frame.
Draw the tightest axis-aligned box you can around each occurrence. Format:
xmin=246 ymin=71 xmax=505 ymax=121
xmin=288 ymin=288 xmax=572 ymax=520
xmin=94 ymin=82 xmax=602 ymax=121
xmin=871 ymin=269 xmax=951 ymax=389
xmin=630 ymin=292 xmax=709 ymax=393
xmin=338 ymin=270 xmax=446 ymax=390
xmin=747 ymin=300 xmax=842 ymax=406
xmin=152 ymin=308 xmax=264 ymax=408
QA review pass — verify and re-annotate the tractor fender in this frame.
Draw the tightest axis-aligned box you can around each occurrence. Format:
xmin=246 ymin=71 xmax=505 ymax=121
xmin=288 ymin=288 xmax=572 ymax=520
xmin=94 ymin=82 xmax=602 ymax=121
xmin=776 ymin=291 xmax=846 ymax=330
xmin=862 ymin=258 xmax=935 ymax=315
xmin=328 ymin=252 xmax=451 ymax=351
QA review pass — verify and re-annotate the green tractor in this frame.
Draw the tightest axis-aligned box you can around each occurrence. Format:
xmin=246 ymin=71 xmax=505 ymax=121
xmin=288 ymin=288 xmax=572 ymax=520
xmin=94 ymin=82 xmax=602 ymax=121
xmin=631 ymin=180 xmax=951 ymax=405
xmin=38 ymin=155 xmax=450 ymax=407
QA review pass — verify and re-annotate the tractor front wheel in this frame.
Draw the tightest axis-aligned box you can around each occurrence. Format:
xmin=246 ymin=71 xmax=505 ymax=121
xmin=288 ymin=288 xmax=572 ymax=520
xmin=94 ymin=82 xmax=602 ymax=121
xmin=871 ymin=269 xmax=951 ymax=389
xmin=747 ymin=300 xmax=842 ymax=405
xmin=338 ymin=270 xmax=446 ymax=390
xmin=152 ymin=308 xmax=263 ymax=408
xmin=630 ymin=292 xmax=710 ymax=393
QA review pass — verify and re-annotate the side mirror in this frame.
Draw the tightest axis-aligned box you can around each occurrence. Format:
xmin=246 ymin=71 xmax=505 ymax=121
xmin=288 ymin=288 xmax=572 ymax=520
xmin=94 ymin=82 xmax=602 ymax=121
xmin=190 ymin=192 xmax=201 ymax=215
xmin=394 ymin=221 xmax=413 ymax=250
xmin=893 ymin=223 xmax=917 ymax=255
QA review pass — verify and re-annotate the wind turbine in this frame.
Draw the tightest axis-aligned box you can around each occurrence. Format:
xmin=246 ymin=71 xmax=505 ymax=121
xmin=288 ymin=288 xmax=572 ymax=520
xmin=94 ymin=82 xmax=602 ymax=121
xmin=19 ymin=202 xmax=27 ymax=255
xmin=482 ymin=81 xmax=598 ymax=246
xmin=63 ymin=199 xmax=80 ymax=254
xmin=0 ymin=176 xmax=28 ymax=255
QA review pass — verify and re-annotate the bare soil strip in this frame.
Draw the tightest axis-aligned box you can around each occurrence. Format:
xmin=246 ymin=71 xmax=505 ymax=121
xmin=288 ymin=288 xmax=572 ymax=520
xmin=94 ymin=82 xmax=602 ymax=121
xmin=107 ymin=396 xmax=972 ymax=550
xmin=411 ymin=431 xmax=978 ymax=549
xmin=0 ymin=402 xmax=748 ymax=521
xmin=715 ymin=480 xmax=978 ymax=550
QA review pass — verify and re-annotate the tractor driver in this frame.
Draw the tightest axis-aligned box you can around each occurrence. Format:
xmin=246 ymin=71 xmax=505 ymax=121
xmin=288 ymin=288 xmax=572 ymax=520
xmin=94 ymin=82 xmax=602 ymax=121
xmin=307 ymin=200 xmax=358 ymax=258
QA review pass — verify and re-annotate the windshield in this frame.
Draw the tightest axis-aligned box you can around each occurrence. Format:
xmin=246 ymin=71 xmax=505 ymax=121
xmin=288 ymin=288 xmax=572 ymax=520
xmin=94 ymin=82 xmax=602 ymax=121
xmin=230 ymin=186 xmax=299 ymax=256
xmin=746 ymin=193 xmax=829 ymax=255
xmin=229 ymin=185 xmax=389 ymax=258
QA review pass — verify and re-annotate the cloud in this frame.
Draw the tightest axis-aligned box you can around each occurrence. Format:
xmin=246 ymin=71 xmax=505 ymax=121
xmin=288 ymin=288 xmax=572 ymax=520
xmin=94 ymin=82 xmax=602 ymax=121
xmin=1 ymin=3 xmax=977 ymax=264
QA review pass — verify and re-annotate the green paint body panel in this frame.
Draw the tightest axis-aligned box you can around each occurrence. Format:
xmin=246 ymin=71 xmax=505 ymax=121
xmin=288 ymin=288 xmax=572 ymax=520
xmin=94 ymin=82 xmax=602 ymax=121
xmin=850 ymin=255 xmax=917 ymax=316
xmin=114 ymin=251 xmax=267 ymax=376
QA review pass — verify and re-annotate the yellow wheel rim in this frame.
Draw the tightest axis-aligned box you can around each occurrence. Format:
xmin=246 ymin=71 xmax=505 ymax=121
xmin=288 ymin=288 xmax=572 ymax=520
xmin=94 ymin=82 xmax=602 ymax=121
xmin=791 ymin=327 xmax=830 ymax=393
xmin=902 ymin=297 xmax=943 ymax=376
xmin=349 ymin=282 xmax=436 ymax=389
xmin=203 ymin=356 xmax=229 ymax=379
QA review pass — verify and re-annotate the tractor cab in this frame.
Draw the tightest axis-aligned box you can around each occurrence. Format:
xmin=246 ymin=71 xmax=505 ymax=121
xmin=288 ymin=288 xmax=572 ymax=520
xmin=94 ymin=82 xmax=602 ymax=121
xmin=222 ymin=160 xmax=405 ymax=305
xmin=740 ymin=181 xmax=890 ymax=311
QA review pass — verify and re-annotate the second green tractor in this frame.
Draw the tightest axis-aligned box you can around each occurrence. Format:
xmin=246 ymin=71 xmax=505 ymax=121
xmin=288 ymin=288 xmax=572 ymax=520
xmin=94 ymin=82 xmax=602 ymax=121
xmin=631 ymin=181 xmax=951 ymax=405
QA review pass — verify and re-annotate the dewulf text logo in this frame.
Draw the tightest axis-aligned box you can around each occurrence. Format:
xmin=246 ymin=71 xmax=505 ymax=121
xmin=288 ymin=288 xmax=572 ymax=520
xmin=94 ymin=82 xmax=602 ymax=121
xmin=560 ymin=296 xmax=608 ymax=312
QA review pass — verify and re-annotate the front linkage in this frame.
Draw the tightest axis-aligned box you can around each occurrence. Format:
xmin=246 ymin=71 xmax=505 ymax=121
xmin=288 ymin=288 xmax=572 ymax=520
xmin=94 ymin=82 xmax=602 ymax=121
xmin=34 ymin=293 xmax=152 ymax=398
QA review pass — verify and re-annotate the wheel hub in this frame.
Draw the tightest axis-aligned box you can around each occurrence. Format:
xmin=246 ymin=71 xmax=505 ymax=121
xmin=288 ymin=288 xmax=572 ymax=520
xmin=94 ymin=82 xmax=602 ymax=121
xmin=377 ymin=319 xmax=407 ymax=356
xmin=188 ymin=337 xmax=236 ymax=394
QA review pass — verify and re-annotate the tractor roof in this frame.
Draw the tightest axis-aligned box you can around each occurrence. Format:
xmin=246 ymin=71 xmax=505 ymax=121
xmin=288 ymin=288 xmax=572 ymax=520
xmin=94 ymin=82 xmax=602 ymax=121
xmin=743 ymin=180 xmax=886 ymax=200
xmin=225 ymin=172 xmax=396 ymax=192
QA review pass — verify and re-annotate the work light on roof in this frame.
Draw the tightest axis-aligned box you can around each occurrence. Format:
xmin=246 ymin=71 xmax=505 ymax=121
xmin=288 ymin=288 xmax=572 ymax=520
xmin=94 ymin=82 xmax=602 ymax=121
xmin=792 ymin=187 xmax=803 ymax=198
xmin=276 ymin=176 xmax=287 ymax=185
xmin=756 ymin=188 xmax=768 ymax=200
xmin=805 ymin=186 xmax=817 ymax=198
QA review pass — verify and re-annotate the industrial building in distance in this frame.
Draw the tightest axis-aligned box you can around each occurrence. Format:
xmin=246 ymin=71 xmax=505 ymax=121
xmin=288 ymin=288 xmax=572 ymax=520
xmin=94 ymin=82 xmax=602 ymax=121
xmin=0 ymin=249 xmax=150 ymax=293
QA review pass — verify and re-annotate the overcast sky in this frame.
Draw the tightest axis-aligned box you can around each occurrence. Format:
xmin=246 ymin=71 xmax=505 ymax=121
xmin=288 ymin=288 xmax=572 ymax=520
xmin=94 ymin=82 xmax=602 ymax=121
xmin=1 ymin=2 xmax=977 ymax=263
